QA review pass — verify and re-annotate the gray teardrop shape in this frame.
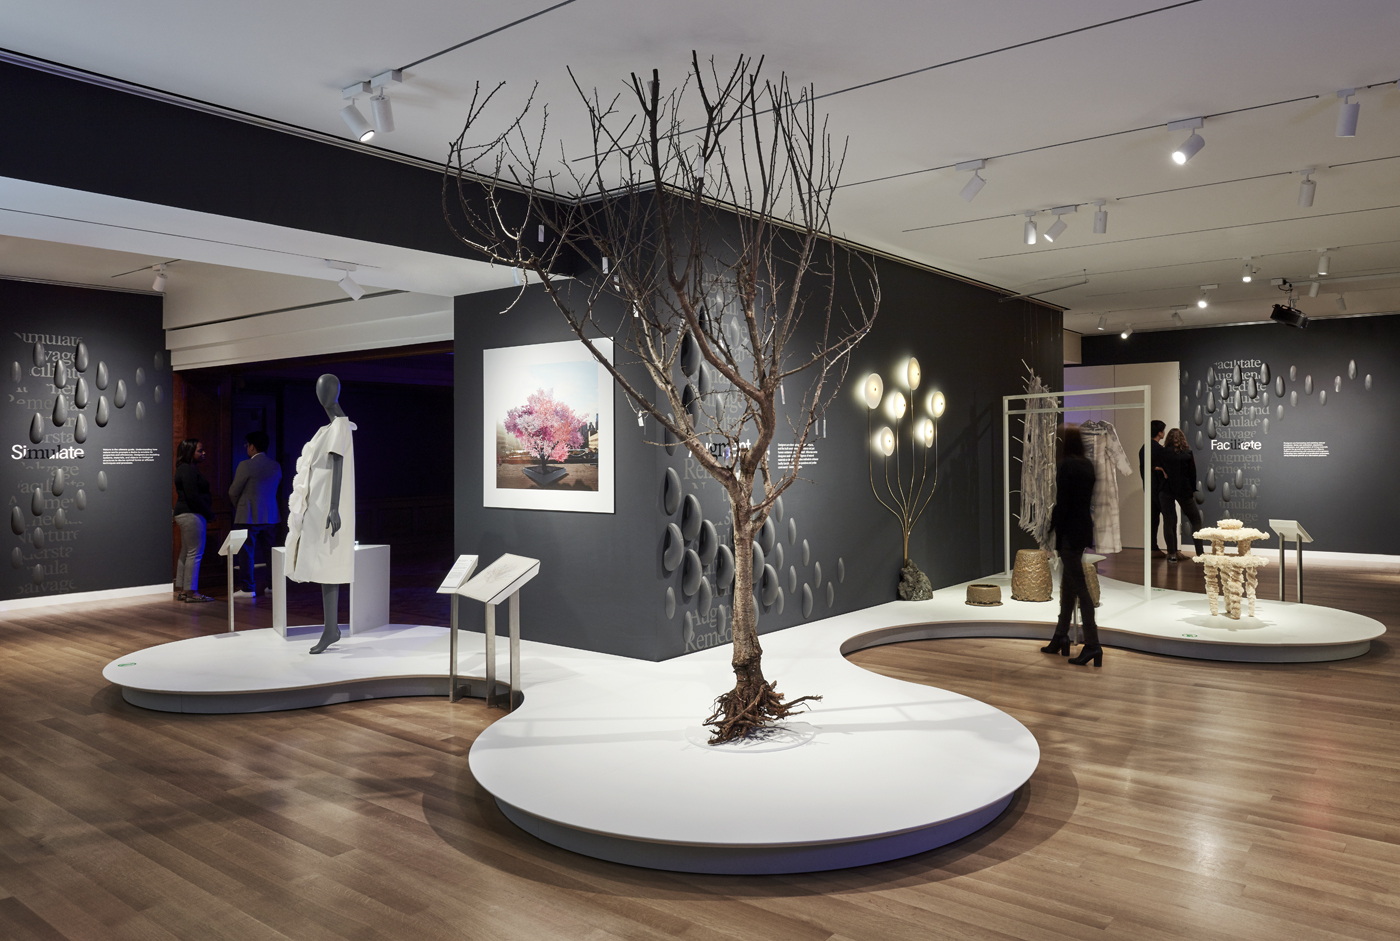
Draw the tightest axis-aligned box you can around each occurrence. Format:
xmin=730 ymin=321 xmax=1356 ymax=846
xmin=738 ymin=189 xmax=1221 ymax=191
xmin=1348 ymin=360 xmax=1357 ymax=380
xmin=32 ymin=342 xmax=45 ymax=367
xmin=1194 ymin=380 xmax=1202 ymax=398
xmin=681 ymin=383 xmax=699 ymax=422
xmin=76 ymin=490 xmax=86 ymax=510
xmin=31 ymin=487 xmax=44 ymax=516
xmin=682 ymin=549 xmax=703 ymax=596
xmin=54 ymin=508 xmax=67 ymax=530
xmin=32 ymin=563 xmax=43 ymax=585
xmin=154 ymin=351 xmax=163 ymax=370
xmin=51 ymin=468 xmax=64 ymax=496
xmin=697 ymin=577 xmax=712 ymax=614
xmin=1275 ymin=377 xmax=1284 ymax=397
xmin=773 ymin=541 xmax=784 ymax=571
xmin=760 ymin=564 xmax=780 ymax=606
xmin=98 ymin=471 xmax=108 ymax=491
xmin=1194 ymin=490 xmax=1205 ymax=505
xmin=135 ymin=367 xmax=146 ymax=386
xmin=662 ymin=467 xmax=681 ymax=514
xmin=1276 ymin=405 xmax=1284 ymax=420
xmin=114 ymin=380 xmax=127 ymax=408
xmin=785 ymin=517 xmax=795 ymax=545
xmin=1232 ymin=363 xmax=1241 ymax=384
xmin=826 ymin=582 xmax=835 ymax=608
xmin=29 ymin=412 xmax=44 ymax=443
xmin=1259 ymin=363 xmax=1270 ymax=385
xmin=814 ymin=561 xmax=823 ymax=588
xmin=135 ymin=401 xmax=145 ymax=420
xmin=838 ymin=558 xmax=845 ymax=582
xmin=52 ymin=395 xmax=68 ymax=427
xmin=662 ymin=523 xmax=684 ymax=572
xmin=1222 ymin=481 xmax=1232 ymax=501
xmin=663 ymin=415 xmax=677 ymax=456
xmin=1263 ymin=417 xmax=1269 ymax=435
xmin=752 ymin=540 xmax=765 ymax=574
xmin=32 ymin=527 xmax=44 ymax=549
xmin=1181 ymin=394 xmax=1188 ymax=411
xmin=1249 ymin=484 xmax=1258 ymax=498
xmin=697 ymin=520 xmax=718 ymax=565
xmin=75 ymin=342 xmax=88 ymax=372
xmin=1366 ymin=374 xmax=1373 ymax=390
xmin=1235 ymin=469 xmax=1244 ymax=489
xmin=1245 ymin=377 xmax=1256 ymax=399
xmin=10 ymin=547 xmax=22 ymax=569
xmin=1207 ymin=468 xmax=1216 ymax=491
xmin=802 ymin=539 xmax=810 ymax=566
xmin=801 ymin=584 xmax=814 ymax=619
xmin=1207 ymin=367 xmax=1215 ymax=385
xmin=1232 ymin=390 xmax=1241 ymax=411
xmin=1334 ymin=376 xmax=1342 ymax=393
xmin=1207 ymin=417 xmax=1216 ymax=437
xmin=1206 ymin=391 xmax=1215 ymax=413
xmin=1193 ymin=405 xmax=1202 ymax=425
xmin=10 ymin=506 xmax=24 ymax=535
xmin=1290 ymin=391 xmax=1297 ymax=407
xmin=680 ymin=331 xmax=700 ymax=377
xmin=154 ymin=385 xmax=163 ymax=404
xmin=680 ymin=494 xmax=702 ymax=540
xmin=1194 ymin=430 xmax=1204 ymax=450
xmin=96 ymin=396 xmax=109 ymax=426
xmin=11 ymin=361 xmax=20 ymax=383
xmin=1319 ymin=390 xmax=1327 ymax=406
xmin=697 ymin=363 xmax=712 ymax=396
xmin=96 ymin=362 xmax=108 ymax=390
xmin=773 ymin=587 xmax=785 ymax=616
xmin=759 ymin=516 xmax=776 ymax=554
xmin=73 ymin=413 xmax=88 ymax=444
xmin=1289 ymin=365 xmax=1297 ymax=381
xmin=716 ymin=545 xmax=735 ymax=590
xmin=1304 ymin=375 xmax=1313 ymax=395
xmin=772 ymin=496 xmax=784 ymax=523
xmin=788 ymin=565 xmax=797 ymax=593
xmin=665 ymin=587 xmax=676 ymax=619
xmin=75 ymin=377 xmax=88 ymax=409
xmin=54 ymin=360 xmax=67 ymax=390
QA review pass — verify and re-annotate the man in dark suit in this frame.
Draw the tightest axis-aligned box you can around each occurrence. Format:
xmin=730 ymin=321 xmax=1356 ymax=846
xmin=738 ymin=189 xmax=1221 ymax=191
xmin=1138 ymin=420 xmax=1168 ymax=555
xmin=229 ymin=431 xmax=282 ymax=597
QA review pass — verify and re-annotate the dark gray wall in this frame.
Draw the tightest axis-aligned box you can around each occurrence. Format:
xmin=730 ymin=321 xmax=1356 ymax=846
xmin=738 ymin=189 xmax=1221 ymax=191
xmin=1082 ymin=314 xmax=1399 ymax=554
xmin=2 ymin=279 xmax=172 ymax=600
xmin=455 ymin=260 xmax=1061 ymax=660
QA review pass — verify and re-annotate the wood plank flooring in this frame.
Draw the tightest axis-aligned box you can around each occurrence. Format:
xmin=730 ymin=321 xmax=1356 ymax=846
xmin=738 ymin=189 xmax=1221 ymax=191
xmin=0 ymin=551 xmax=1396 ymax=940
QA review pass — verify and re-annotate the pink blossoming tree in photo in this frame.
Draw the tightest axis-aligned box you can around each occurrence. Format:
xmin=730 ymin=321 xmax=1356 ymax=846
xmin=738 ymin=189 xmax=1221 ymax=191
xmin=505 ymin=388 xmax=586 ymax=469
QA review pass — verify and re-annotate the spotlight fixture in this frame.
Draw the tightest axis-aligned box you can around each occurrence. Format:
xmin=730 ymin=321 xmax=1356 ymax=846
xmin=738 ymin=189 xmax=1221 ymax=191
xmin=1171 ymin=309 xmax=1185 ymax=327
xmin=1042 ymin=205 xmax=1076 ymax=243
xmin=369 ymin=69 xmax=403 ymax=134
xmin=151 ymin=264 xmax=167 ymax=293
xmin=1271 ymin=303 xmax=1310 ymax=329
xmin=1241 ymin=259 xmax=1253 ymax=283
xmin=327 ymin=260 xmax=365 ymax=300
xmin=1096 ymin=315 xmax=1106 ymax=332
xmin=1093 ymin=199 xmax=1107 ymax=234
xmin=1197 ymin=284 xmax=1217 ymax=308
xmin=1120 ymin=324 xmax=1133 ymax=339
xmin=1298 ymin=168 xmax=1316 ymax=207
xmin=955 ymin=159 xmax=986 ymax=202
xmin=1168 ymin=117 xmax=1205 ymax=165
xmin=1336 ymin=294 xmax=1347 ymax=312
xmin=1336 ymin=89 xmax=1359 ymax=138
xmin=1022 ymin=212 xmax=1038 ymax=245
xmin=1309 ymin=281 xmax=1320 ymax=297
xmin=1317 ymin=250 xmax=1330 ymax=276
xmin=340 ymin=81 xmax=375 ymax=142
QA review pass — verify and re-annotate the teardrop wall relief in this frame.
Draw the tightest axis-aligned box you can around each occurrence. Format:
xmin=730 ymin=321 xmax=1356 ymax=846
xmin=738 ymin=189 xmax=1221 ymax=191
xmin=135 ymin=367 xmax=146 ymax=386
xmin=10 ymin=506 xmax=24 ymax=535
xmin=1207 ymin=367 xmax=1215 ymax=384
xmin=135 ymin=402 xmax=145 ymax=420
xmin=75 ymin=342 xmax=88 ymax=372
xmin=9 ymin=362 xmax=19 ymax=382
xmin=1193 ymin=405 xmax=1202 ymax=425
xmin=32 ymin=342 xmax=45 ymax=367
xmin=1206 ymin=391 xmax=1215 ymax=413
xmin=697 ymin=363 xmax=712 ymax=396
xmin=1195 ymin=430 xmax=1204 ymax=449
xmin=1348 ymin=360 xmax=1357 ymax=380
xmin=716 ymin=545 xmax=735 ymax=589
xmin=1194 ymin=380 xmax=1202 ymax=397
xmin=1274 ymin=377 xmax=1284 ymax=397
xmin=814 ymin=561 xmax=823 ymax=588
xmin=1276 ymin=405 xmax=1284 ymax=420
xmin=772 ymin=541 xmax=784 ymax=571
xmin=787 ymin=566 xmax=797 ymax=593
xmin=697 ymin=577 xmax=712 ymax=614
xmin=1219 ymin=408 xmax=1229 ymax=427
xmin=680 ymin=494 xmax=702 ymax=540
xmin=1304 ymin=375 xmax=1313 ymax=395
xmin=54 ymin=508 xmax=67 ymax=530
xmin=662 ymin=524 xmax=684 ymax=571
xmin=752 ymin=540 xmax=765 ymax=574
xmin=29 ymin=412 xmax=44 ymax=443
xmin=1334 ymin=376 xmax=1341 ymax=393
xmin=32 ymin=564 xmax=43 ymax=585
xmin=759 ymin=516 xmax=776 ymax=554
xmin=760 ymin=564 xmax=780 ymax=605
xmin=51 ymin=468 xmax=65 ymax=496
xmin=679 ymin=331 xmax=700 ymax=376
xmin=114 ymin=380 xmax=127 ymax=408
xmin=1234 ymin=469 xmax=1244 ymax=489
xmin=96 ymin=396 xmax=109 ymax=426
xmin=52 ymin=395 xmax=68 ymax=427
xmin=1290 ymin=391 xmax=1297 ymax=407
xmin=1232 ymin=363 xmax=1242 ymax=383
xmin=98 ymin=471 xmax=108 ymax=491
xmin=801 ymin=584 xmax=814 ymax=619
xmin=1365 ymin=374 xmax=1373 ymax=390
xmin=96 ymin=361 xmax=108 ymax=390
xmin=10 ymin=547 xmax=22 ymax=568
xmin=1263 ymin=417 xmax=1269 ymax=434
xmin=697 ymin=520 xmax=718 ymax=565
xmin=73 ymin=413 xmax=88 ymax=443
xmin=32 ymin=527 xmax=44 ymax=549
xmin=54 ymin=360 xmax=67 ymax=389
xmin=838 ymin=558 xmax=845 ymax=582
xmin=773 ymin=587 xmax=785 ymax=616
xmin=682 ymin=550 xmax=703 ymax=597
xmin=664 ymin=588 xmax=676 ymax=619
xmin=772 ymin=496 xmax=784 ymax=523
xmin=1207 ymin=468 xmax=1216 ymax=491
xmin=1222 ymin=482 xmax=1232 ymax=501
xmin=31 ymin=487 xmax=45 ymax=515
xmin=662 ymin=467 xmax=681 ymax=514
xmin=76 ymin=489 xmax=86 ymax=510
xmin=1259 ymin=363 xmax=1270 ymax=385
xmin=826 ymin=582 xmax=835 ymax=608
xmin=154 ymin=352 xmax=163 ymax=370
xmin=154 ymin=385 xmax=163 ymax=403
xmin=1289 ymin=365 xmax=1297 ymax=381
xmin=75 ymin=377 xmax=88 ymax=409
xmin=1249 ymin=484 xmax=1258 ymax=498
xmin=787 ymin=517 xmax=797 ymax=545
xmin=802 ymin=539 xmax=810 ymax=566
xmin=1319 ymin=390 xmax=1327 ymax=405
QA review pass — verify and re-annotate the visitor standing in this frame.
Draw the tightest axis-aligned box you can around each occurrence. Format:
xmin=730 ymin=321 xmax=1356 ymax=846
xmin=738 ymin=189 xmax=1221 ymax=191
xmin=1043 ymin=425 xmax=1103 ymax=666
xmin=1161 ymin=427 xmax=1205 ymax=562
xmin=228 ymin=430 xmax=282 ymax=597
xmin=173 ymin=438 xmax=215 ymax=603
xmin=1138 ymin=420 xmax=1169 ymax=553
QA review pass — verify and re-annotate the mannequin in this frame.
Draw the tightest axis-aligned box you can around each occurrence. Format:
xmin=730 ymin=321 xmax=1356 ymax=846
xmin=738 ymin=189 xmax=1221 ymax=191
xmin=284 ymin=374 xmax=356 ymax=654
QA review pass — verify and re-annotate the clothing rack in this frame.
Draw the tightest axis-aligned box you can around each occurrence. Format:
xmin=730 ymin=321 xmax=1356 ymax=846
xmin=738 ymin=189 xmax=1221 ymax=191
xmin=1002 ymin=385 xmax=1152 ymax=602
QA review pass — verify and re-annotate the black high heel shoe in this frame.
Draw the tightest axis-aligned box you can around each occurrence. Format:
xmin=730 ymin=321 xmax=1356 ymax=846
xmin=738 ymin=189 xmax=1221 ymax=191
xmin=1040 ymin=635 xmax=1071 ymax=656
xmin=1067 ymin=645 xmax=1103 ymax=666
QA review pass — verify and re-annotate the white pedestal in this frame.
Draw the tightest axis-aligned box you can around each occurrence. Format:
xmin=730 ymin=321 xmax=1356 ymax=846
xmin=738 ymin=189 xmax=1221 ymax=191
xmin=271 ymin=544 xmax=391 ymax=639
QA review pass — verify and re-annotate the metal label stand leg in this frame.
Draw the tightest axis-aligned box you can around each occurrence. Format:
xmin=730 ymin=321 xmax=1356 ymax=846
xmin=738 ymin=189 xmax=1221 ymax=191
xmin=485 ymin=602 xmax=497 ymax=709
xmin=509 ymin=591 xmax=521 ymax=711
xmin=448 ymin=594 xmax=460 ymax=702
xmin=226 ymin=551 xmax=236 ymax=634
xmin=1279 ymin=541 xmax=1286 ymax=601
xmin=1297 ymin=543 xmax=1303 ymax=604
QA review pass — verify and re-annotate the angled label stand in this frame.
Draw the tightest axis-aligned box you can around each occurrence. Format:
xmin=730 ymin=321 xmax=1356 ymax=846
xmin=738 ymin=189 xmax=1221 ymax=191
xmin=217 ymin=529 xmax=248 ymax=634
xmin=1269 ymin=520 xmax=1313 ymax=603
xmin=438 ymin=554 xmax=479 ymax=703
xmin=453 ymin=554 xmax=540 ymax=710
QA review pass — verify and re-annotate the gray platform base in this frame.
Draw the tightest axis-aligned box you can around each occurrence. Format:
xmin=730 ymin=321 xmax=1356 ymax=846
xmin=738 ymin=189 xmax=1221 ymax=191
xmin=497 ymin=793 xmax=1014 ymax=874
xmin=121 ymin=676 xmax=512 ymax=714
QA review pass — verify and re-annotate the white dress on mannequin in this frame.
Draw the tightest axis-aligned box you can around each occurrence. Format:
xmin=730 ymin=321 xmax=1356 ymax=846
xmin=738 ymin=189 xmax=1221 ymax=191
xmin=285 ymin=415 xmax=356 ymax=584
xmin=1081 ymin=420 xmax=1133 ymax=553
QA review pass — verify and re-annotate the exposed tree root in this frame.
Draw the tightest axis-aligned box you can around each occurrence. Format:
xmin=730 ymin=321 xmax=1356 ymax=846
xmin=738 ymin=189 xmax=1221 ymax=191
xmin=704 ymin=680 xmax=822 ymax=745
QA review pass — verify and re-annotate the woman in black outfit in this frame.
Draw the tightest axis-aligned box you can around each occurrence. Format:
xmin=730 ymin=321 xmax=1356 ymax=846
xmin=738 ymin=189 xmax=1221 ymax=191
xmin=1160 ymin=427 xmax=1205 ymax=562
xmin=1042 ymin=425 xmax=1103 ymax=666
xmin=173 ymin=438 xmax=215 ymax=603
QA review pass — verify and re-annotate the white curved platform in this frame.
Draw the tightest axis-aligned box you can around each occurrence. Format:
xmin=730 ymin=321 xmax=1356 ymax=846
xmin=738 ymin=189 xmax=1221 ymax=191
xmin=102 ymin=574 xmax=1383 ymax=874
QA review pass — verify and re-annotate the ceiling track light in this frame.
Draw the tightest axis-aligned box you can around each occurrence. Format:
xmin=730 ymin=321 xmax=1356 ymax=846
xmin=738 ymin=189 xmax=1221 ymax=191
xmin=151 ymin=264 xmax=167 ymax=293
xmin=1023 ymin=211 xmax=1037 ymax=245
xmin=1197 ymin=283 xmax=1218 ymax=308
xmin=340 ymin=81 xmax=375 ymax=142
xmin=327 ymin=259 xmax=365 ymax=300
xmin=1096 ymin=315 xmax=1106 ymax=332
xmin=1171 ymin=310 xmax=1185 ymax=327
xmin=955 ymin=159 xmax=986 ymax=201
xmin=1042 ymin=205 xmax=1076 ymax=243
xmin=369 ymin=69 xmax=403 ymax=134
xmin=1309 ymin=280 xmax=1320 ymax=298
xmin=1241 ymin=258 xmax=1253 ymax=283
xmin=1092 ymin=199 xmax=1108 ymax=234
xmin=1336 ymin=89 xmax=1359 ymax=138
xmin=1120 ymin=324 xmax=1133 ymax=339
xmin=1336 ymin=294 xmax=1347 ymax=312
xmin=1168 ymin=117 xmax=1205 ymax=165
xmin=1317 ymin=249 xmax=1331 ymax=276
xmin=1297 ymin=167 xmax=1316 ymax=208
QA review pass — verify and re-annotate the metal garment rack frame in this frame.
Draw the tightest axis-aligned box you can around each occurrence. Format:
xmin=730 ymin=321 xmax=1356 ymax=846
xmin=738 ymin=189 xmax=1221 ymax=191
xmin=1003 ymin=385 xmax=1153 ymax=602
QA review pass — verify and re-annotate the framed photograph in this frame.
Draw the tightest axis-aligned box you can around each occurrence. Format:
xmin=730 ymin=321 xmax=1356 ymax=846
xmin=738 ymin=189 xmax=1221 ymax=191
xmin=482 ymin=339 xmax=614 ymax=513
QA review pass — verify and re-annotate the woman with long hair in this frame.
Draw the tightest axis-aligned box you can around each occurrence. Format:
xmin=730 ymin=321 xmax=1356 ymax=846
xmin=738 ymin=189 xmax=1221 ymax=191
xmin=1161 ymin=427 xmax=1204 ymax=561
xmin=1042 ymin=425 xmax=1103 ymax=666
xmin=173 ymin=438 xmax=215 ymax=602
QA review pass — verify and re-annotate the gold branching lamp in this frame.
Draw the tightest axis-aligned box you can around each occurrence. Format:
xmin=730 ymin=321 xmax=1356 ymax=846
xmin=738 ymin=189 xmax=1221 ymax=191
xmin=865 ymin=357 xmax=945 ymax=568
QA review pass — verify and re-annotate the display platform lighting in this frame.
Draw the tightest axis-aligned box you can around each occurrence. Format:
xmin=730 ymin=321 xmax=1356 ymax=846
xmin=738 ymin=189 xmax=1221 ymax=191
xmin=956 ymin=159 xmax=986 ymax=202
xmin=1168 ymin=117 xmax=1205 ymax=165
xmin=1336 ymin=89 xmax=1360 ymax=138
xmin=1298 ymin=168 xmax=1316 ymax=207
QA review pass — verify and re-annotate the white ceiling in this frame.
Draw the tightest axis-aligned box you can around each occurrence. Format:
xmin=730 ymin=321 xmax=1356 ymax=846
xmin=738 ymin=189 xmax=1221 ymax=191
xmin=5 ymin=0 xmax=1400 ymax=335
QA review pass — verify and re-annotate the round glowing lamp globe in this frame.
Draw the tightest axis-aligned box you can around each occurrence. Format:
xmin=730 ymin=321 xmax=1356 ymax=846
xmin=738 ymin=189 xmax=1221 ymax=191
xmin=887 ymin=391 xmax=907 ymax=419
xmin=875 ymin=426 xmax=896 ymax=456
xmin=929 ymin=391 xmax=946 ymax=417
xmin=862 ymin=373 xmax=884 ymax=409
xmin=906 ymin=357 xmax=921 ymax=390
xmin=920 ymin=417 xmax=935 ymax=446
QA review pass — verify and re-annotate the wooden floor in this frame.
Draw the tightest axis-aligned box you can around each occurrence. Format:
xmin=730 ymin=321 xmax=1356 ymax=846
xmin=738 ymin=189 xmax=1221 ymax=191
xmin=1 ymin=552 xmax=1397 ymax=940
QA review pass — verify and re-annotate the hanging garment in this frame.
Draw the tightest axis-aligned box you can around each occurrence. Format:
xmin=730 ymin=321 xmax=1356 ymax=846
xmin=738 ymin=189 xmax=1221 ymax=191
xmin=285 ymin=416 xmax=357 ymax=584
xmin=1081 ymin=420 xmax=1133 ymax=553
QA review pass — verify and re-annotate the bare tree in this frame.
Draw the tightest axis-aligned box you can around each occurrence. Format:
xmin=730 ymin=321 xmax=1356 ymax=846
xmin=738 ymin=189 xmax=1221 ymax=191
xmin=443 ymin=53 xmax=878 ymax=744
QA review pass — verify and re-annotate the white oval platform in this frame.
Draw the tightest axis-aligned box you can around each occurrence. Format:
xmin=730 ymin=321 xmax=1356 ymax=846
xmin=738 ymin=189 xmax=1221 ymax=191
xmin=103 ymin=574 xmax=1384 ymax=874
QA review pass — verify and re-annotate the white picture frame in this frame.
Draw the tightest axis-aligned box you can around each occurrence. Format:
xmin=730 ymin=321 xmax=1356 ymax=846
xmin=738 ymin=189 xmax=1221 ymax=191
xmin=482 ymin=339 xmax=614 ymax=514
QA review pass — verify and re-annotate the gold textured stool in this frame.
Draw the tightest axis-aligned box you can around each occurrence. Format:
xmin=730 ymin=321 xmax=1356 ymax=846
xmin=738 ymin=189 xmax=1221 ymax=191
xmin=1010 ymin=549 xmax=1053 ymax=602
xmin=965 ymin=583 xmax=1003 ymax=606
xmin=1083 ymin=561 xmax=1102 ymax=607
